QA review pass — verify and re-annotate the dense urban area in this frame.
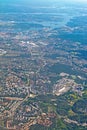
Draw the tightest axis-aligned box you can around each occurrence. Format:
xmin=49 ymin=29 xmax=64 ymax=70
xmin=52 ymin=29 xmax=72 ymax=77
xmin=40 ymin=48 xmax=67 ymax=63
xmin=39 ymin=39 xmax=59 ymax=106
xmin=0 ymin=1 xmax=87 ymax=130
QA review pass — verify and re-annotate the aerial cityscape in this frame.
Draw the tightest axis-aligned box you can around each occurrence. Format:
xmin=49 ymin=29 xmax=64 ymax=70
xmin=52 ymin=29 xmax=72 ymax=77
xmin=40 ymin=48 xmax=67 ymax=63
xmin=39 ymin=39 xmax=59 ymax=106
xmin=0 ymin=0 xmax=87 ymax=130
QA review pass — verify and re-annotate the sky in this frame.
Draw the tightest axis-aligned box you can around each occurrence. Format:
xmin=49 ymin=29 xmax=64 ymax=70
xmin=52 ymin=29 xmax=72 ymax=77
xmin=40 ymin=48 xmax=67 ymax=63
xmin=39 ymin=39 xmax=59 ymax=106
xmin=1 ymin=0 xmax=87 ymax=2
xmin=1 ymin=0 xmax=87 ymax=7
xmin=75 ymin=0 xmax=87 ymax=1
xmin=55 ymin=0 xmax=87 ymax=3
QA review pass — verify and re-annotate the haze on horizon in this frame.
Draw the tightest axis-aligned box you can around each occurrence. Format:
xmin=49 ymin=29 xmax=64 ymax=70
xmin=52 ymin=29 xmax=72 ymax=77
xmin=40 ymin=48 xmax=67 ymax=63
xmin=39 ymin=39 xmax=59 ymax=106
xmin=1 ymin=0 xmax=87 ymax=3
